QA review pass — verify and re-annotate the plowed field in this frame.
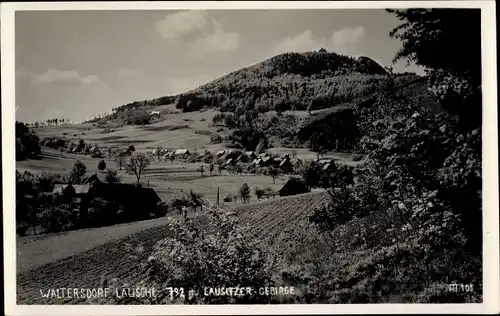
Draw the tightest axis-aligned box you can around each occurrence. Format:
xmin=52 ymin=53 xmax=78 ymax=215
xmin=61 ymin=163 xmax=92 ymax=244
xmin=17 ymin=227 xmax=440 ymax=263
xmin=16 ymin=192 xmax=328 ymax=304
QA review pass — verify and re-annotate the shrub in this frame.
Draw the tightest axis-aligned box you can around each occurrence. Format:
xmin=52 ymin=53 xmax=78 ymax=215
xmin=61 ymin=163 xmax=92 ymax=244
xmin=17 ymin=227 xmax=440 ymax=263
xmin=239 ymin=183 xmax=250 ymax=203
xmin=82 ymin=198 xmax=120 ymax=228
xmin=68 ymin=160 xmax=87 ymax=184
xmin=104 ymin=168 xmax=121 ymax=184
xmin=142 ymin=208 xmax=273 ymax=304
xmin=38 ymin=204 xmax=77 ymax=233
xmin=155 ymin=201 xmax=169 ymax=218
xmin=98 ymin=160 xmax=107 ymax=172
xmin=210 ymin=134 xmax=223 ymax=144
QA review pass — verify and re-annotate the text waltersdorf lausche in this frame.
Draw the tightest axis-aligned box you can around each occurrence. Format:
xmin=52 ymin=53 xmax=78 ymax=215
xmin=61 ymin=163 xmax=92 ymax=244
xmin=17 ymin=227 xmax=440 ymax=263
xmin=40 ymin=286 xmax=296 ymax=300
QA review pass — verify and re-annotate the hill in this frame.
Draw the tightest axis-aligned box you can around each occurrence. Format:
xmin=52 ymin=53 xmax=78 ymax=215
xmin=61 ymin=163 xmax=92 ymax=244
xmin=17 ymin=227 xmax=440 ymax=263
xmin=93 ymin=50 xmax=422 ymax=153
xmin=104 ymin=51 xmax=420 ymax=123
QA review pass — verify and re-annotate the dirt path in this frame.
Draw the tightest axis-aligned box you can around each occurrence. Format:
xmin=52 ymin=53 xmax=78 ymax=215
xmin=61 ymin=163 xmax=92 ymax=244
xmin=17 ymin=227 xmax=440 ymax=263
xmin=17 ymin=216 xmax=176 ymax=274
xmin=17 ymin=222 xmax=176 ymax=304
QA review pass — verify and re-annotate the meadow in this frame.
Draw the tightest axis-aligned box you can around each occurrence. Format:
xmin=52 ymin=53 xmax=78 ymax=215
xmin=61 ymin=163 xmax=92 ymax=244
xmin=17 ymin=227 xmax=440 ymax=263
xmin=19 ymin=106 xmax=358 ymax=203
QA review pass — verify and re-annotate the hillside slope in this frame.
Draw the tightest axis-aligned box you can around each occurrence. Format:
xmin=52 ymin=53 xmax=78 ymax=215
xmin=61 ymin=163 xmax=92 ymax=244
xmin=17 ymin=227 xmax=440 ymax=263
xmin=107 ymin=51 xmax=420 ymax=121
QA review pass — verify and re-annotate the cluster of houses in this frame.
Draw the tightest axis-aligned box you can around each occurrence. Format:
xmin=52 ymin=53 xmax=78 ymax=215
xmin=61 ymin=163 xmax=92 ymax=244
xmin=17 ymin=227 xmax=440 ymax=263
xmin=50 ymin=174 xmax=161 ymax=217
xmin=148 ymin=147 xmax=342 ymax=176
xmin=218 ymin=150 xmax=303 ymax=174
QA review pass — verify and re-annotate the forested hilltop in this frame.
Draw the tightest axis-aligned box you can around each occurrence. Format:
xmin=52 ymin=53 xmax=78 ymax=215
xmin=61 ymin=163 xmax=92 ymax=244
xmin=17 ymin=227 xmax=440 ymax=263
xmin=98 ymin=50 xmax=422 ymax=153
xmin=107 ymin=51 xmax=420 ymax=118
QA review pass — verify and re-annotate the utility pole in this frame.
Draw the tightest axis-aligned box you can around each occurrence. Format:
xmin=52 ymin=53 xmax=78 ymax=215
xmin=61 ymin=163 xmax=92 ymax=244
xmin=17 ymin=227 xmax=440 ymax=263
xmin=216 ymin=186 xmax=220 ymax=206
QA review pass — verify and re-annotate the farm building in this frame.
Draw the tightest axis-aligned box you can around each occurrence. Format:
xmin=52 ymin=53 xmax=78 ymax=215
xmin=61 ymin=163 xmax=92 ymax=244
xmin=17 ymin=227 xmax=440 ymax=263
xmin=53 ymin=184 xmax=91 ymax=203
xmin=275 ymin=179 xmax=309 ymax=197
xmin=224 ymin=158 xmax=236 ymax=166
xmin=261 ymin=156 xmax=274 ymax=166
xmin=225 ymin=149 xmax=241 ymax=160
xmin=53 ymin=184 xmax=90 ymax=196
xmin=322 ymin=161 xmax=338 ymax=171
xmin=251 ymin=158 xmax=263 ymax=167
xmin=174 ymin=149 xmax=191 ymax=159
xmin=216 ymin=150 xmax=227 ymax=157
xmin=244 ymin=151 xmax=256 ymax=159
xmin=85 ymin=173 xmax=102 ymax=185
xmin=149 ymin=110 xmax=160 ymax=116
xmin=81 ymin=183 xmax=161 ymax=221
xmin=318 ymin=158 xmax=333 ymax=166
xmin=236 ymin=153 xmax=251 ymax=163
xmin=279 ymin=158 xmax=294 ymax=174
xmin=291 ymin=157 xmax=303 ymax=169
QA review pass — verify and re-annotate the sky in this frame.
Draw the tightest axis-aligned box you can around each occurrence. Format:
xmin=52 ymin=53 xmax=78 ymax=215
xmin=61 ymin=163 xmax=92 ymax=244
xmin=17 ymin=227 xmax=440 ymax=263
xmin=15 ymin=9 xmax=425 ymax=123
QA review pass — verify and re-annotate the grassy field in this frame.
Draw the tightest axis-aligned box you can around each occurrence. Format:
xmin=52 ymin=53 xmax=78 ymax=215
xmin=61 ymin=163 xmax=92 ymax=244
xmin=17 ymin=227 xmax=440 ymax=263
xmin=16 ymin=191 xmax=328 ymax=304
xmin=33 ymin=108 xmax=224 ymax=152
xmin=19 ymin=106 xmax=360 ymax=203
xmin=17 ymin=148 xmax=287 ymax=202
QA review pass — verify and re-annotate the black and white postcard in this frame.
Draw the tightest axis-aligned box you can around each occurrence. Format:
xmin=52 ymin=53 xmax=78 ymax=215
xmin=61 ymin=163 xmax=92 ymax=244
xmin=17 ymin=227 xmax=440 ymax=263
xmin=2 ymin=1 xmax=498 ymax=315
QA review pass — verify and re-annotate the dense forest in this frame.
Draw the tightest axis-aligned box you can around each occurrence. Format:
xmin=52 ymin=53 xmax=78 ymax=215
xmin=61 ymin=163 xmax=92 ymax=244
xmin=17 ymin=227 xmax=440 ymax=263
xmin=16 ymin=122 xmax=41 ymax=161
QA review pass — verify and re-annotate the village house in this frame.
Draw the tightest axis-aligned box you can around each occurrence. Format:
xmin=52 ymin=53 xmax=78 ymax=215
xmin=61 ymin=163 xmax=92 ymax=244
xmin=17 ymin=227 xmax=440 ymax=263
xmin=174 ymin=149 xmax=191 ymax=159
xmin=85 ymin=173 xmax=102 ymax=185
xmin=257 ymin=152 xmax=269 ymax=159
xmin=53 ymin=183 xmax=91 ymax=203
xmin=322 ymin=160 xmax=338 ymax=171
xmin=291 ymin=157 xmax=303 ymax=170
xmin=260 ymin=156 xmax=274 ymax=166
xmin=244 ymin=151 xmax=257 ymax=159
xmin=224 ymin=158 xmax=236 ymax=166
xmin=251 ymin=158 xmax=263 ymax=167
xmin=216 ymin=150 xmax=227 ymax=158
xmin=81 ymin=183 xmax=162 ymax=222
xmin=275 ymin=178 xmax=309 ymax=197
xmin=236 ymin=153 xmax=251 ymax=163
xmin=278 ymin=157 xmax=294 ymax=174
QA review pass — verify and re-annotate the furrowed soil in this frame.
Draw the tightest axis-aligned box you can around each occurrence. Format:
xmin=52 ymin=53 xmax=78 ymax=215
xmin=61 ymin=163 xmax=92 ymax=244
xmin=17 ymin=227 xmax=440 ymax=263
xmin=16 ymin=192 xmax=328 ymax=304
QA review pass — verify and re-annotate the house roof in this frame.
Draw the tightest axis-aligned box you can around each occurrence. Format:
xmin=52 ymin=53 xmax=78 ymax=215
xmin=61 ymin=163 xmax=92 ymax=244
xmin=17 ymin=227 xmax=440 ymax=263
xmin=275 ymin=179 xmax=308 ymax=195
xmin=257 ymin=153 xmax=268 ymax=158
xmin=261 ymin=156 xmax=272 ymax=162
xmin=224 ymin=158 xmax=234 ymax=165
xmin=53 ymin=184 xmax=90 ymax=195
xmin=85 ymin=174 xmax=102 ymax=184
xmin=279 ymin=159 xmax=292 ymax=167
xmin=244 ymin=151 xmax=255 ymax=157
xmin=251 ymin=159 xmax=261 ymax=165
xmin=85 ymin=183 xmax=161 ymax=207
xmin=175 ymin=149 xmax=190 ymax=155
xmin=323 ymin=162 xmax=337 ymax=170
xmin=318 ymin=159 xmax=333 ymax=165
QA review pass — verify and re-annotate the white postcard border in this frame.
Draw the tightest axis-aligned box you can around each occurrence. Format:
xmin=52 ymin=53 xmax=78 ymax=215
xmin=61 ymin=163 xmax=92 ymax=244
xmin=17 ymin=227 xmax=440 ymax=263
xmin=2 ymin=1 xmax=498 ymax=315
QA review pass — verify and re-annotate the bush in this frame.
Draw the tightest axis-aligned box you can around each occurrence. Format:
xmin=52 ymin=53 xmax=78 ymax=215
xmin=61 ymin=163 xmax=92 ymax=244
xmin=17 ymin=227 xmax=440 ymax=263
xmin=38 ymin=204 xmax=78 ymax=233
xmin=68 ymin=160 xmax=87 ymax=184
xmin=98 ymin=160 xmax=107 ymax=172
xmin=141 ymin=207 xmax=273 ymax=304
xmin=352 ymin=154 xmax=363 ymax=161
xmin=239 ymin=183 xmax=250 ymax=203
xmin=155 ymin=201 xmax=169 ymax=218
xmin=104 ymin=168 xmax=121 ymax=184
xmin=82 ymin=198 xmax=120 ymax=228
